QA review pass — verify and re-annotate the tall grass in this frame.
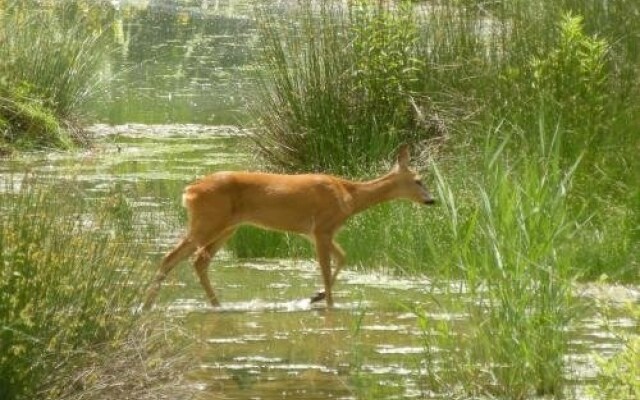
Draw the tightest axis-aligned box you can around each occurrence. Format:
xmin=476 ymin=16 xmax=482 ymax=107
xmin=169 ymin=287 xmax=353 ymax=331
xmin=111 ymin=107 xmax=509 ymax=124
xmin=414 ymin=121 xmax=579 ymax=398
xmin=0 ymin=0 xmax=112 ymax=149
xmin=247 ymin=0 xmax=639 ymax=282
xmin=0 ymin=176 xmax=185 ymax=400
xmin=251 ymin=1 xmax=442 ymax=174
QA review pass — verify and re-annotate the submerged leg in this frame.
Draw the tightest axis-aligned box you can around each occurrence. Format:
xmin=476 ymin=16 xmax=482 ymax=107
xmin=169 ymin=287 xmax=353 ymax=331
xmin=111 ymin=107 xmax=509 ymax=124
xmin=311 ymin=240 xmax=345 ymax=305
xmin=313 ymin=234 xmax=334 ymax=307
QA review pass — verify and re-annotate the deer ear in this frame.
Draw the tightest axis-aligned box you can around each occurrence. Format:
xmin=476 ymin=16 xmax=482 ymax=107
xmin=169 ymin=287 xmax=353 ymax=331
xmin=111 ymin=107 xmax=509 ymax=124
xmin=396 ymin=144 xmax=410 ymax=169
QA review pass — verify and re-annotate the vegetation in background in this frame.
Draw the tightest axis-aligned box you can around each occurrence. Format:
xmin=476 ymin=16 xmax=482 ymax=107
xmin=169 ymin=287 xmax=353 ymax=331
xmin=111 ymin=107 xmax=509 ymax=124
xmin=246 ymin=1 xmax=638 ymax=397
xmin=250 ymin=0 xmax=639 ymax=280
xmin=251 ymin=0 xmax=442 ymax=174
xmin=0 ymin=177 xmax=188 ymax=400
xmin=0 ymin=0 xmax=112 ymax=151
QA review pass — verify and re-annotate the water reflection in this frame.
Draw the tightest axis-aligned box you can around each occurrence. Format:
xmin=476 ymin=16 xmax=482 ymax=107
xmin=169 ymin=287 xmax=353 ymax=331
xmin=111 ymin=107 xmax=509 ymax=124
xmin=1 ymin=125 xmax=637 ymax=398
xmin=98 ymin=0 xmax=258 ymax=124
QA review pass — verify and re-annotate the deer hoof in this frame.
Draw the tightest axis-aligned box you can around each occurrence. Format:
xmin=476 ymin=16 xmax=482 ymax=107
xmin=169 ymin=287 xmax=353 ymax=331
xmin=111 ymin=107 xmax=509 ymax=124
xmin=310 ymin=291 xmax=326 ymax=303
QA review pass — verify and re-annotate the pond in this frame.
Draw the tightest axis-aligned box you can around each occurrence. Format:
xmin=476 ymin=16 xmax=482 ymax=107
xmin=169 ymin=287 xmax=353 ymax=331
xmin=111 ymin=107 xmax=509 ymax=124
xmin=95 ymin=0 xmax=260 ymax=125
xmin=3 ymin=125 xmax=637 ymax=399
xmin=2 ymin=1 xmax=638 ymax=398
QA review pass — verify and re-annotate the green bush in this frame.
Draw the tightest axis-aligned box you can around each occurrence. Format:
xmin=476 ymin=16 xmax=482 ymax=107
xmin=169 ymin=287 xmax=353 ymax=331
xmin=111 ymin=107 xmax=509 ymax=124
xmin=529 ymin=13 xmax=609 ymax=149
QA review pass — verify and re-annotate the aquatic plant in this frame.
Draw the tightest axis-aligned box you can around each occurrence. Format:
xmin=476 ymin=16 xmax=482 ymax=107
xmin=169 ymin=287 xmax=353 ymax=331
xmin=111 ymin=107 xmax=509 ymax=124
xmin=415 ymin=121 xmax=580 ymax=398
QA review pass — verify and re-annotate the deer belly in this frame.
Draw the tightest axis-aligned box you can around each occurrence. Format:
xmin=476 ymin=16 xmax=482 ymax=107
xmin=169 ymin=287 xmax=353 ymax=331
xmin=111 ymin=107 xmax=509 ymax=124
xmin=247 ymin=211 xmax=314 ymax=234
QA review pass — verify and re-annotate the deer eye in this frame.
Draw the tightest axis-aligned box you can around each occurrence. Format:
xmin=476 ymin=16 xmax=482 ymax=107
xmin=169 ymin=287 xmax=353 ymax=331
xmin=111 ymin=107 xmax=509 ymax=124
xmin=415 ymin=179 xmax=423 ymax=187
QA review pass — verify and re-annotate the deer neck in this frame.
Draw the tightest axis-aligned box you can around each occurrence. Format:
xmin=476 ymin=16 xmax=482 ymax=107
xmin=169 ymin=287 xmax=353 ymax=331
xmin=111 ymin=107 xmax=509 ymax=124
xmin=346 ymin=173 xmax=397 ymax=215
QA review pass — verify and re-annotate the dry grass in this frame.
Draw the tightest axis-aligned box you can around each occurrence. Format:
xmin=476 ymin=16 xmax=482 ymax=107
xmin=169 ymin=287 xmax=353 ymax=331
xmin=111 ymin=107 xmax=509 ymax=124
xmin=41 ymin=320 xmax=197 ymax=400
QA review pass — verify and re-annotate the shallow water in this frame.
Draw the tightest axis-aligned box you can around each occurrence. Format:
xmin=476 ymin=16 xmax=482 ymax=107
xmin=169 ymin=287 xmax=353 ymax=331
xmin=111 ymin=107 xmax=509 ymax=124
xmin=168 ymin=258 xmax=466 ymax=399
xmin=3 ymin=2 xmax=638 ymax=396
xmin=4 ymin=125 xmax=635 ymax=399
xmin=164 ymin=257 xmax=639 ymax=399
xmin=93 ymin=0 xmax=260 ymax=125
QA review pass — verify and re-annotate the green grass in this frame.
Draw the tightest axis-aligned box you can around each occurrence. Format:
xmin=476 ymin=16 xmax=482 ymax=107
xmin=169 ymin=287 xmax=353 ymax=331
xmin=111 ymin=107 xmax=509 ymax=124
xmin=0 ymin=1 xmax=112 ymax=149
xmin=247 ymin=0 xmax=639 ymax=279
xmin=250 ymin=0 xmax=441 ymax=174
xmin=591 ymin=302 xmax=640 ymax=400
xmin=413 ymin=121 xmax=579 ymax=398
xmin=0 ymin=176 xmax=187 ymax=400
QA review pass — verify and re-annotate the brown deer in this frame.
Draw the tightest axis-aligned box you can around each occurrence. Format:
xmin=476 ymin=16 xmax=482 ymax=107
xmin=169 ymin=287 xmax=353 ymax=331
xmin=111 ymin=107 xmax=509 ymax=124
xmin=143 ymin=145 xmax=435 ymax=310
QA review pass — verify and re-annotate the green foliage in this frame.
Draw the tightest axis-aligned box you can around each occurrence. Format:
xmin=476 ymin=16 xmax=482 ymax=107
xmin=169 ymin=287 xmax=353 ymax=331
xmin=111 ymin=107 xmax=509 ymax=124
xmin=416 ymin=122 xmax=579 ymax=398
xmin=252 ymin=0 xmax=440 ymax=174
xmin=0 ymin=177 xmax=153 ymax=399
xmin=591 ymin=303 xmax=640 ymax=400
xmin=228 ymin=226 xmax=312 ymax=259
xmin=0 ymin=95 xmax=70 ymax=149
xmin=596 ymin=337 xmax=640 ymax=399
xmin=349 ymin=0 xmax=423 ymax=123
xmin=0 ymin=0 xmax=111 ymax=149
xmin=530 ymin=13 xmax=609 ymax=141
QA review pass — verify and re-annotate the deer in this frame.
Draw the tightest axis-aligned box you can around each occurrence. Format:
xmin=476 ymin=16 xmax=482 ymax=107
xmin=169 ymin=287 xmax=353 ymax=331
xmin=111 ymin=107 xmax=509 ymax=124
xmin=142 ymin=145 xmax=436 ymax=310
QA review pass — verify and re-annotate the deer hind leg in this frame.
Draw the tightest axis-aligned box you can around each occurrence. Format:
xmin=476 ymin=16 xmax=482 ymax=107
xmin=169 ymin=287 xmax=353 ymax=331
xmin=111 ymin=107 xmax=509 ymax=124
xmin=193 ymin=228 xmax=236 ymax=307
xmin=143 ymin=237 xmax=196 ymax=310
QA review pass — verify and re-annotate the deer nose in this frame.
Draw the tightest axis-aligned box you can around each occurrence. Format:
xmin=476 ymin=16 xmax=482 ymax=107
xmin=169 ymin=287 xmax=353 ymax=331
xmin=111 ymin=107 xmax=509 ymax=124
xmin=424 ymin=198 xmax=436 ymax=205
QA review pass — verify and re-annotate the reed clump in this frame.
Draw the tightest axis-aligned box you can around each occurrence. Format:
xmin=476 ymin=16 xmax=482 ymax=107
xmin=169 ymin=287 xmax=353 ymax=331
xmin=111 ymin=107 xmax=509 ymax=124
xmin=0 ymin=1 xmax=111 ymax=150
xmin=414 ymin=122 xmax=579 ymax=398
xmin=251 ymin=0 xmax=443 ymax=174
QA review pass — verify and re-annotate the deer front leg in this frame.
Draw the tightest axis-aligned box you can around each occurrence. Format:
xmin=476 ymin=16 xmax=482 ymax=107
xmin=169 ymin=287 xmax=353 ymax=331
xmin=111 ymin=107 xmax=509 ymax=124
xmin=330 ymin=241 xmax=346 ymax=287
xmin=314 ymin=235 xmax=334 ymax=307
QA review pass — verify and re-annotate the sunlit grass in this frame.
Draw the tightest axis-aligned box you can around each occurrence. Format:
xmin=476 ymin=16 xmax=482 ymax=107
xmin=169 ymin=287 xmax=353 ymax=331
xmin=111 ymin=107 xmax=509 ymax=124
xmin=0 ymin=176 xmax=186 ymax=400
xmin=0 ymin=0 xmax=111 ymax=149
xmin=412 ymin=121 xmax=580 ymax=398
